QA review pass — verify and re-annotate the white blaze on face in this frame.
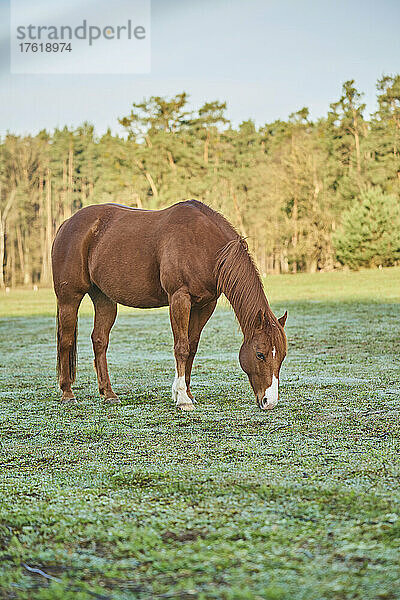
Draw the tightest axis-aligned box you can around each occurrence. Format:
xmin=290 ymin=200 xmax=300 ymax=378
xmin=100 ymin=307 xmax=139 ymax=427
xmin=272 ymin=346 xmax=276 ymax=358
xmin=262 ymin=374 xmax=279 ymax=409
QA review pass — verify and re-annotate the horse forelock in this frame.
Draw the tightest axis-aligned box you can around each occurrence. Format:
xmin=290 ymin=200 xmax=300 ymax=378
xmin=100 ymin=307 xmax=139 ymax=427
xmin=265 ymin=315 xmax=287 ymax=354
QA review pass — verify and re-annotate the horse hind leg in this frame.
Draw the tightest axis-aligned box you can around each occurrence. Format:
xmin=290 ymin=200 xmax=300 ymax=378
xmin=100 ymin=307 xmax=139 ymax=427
xmin=90 ymin=288 xmax=119 ymax=405
xmin=57 ymin=296 xmax=83 ymax=404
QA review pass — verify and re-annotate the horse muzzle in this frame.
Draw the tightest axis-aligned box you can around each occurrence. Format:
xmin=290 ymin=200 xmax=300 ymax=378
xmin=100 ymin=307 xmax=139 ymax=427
xmin=257 ymin=375 xmax=279 ymax=410
xmin=257 ymin=396 xmax=278 ymax=410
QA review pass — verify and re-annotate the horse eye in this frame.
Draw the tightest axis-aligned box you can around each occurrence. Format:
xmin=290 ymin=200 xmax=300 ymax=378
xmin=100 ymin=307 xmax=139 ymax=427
xmin=256 ymin=352 xmax=265 ymax=360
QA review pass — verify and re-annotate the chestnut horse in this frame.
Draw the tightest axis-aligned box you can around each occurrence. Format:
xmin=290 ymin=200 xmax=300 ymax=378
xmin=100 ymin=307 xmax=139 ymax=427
xmin=52 ymin=200 xmax=287 ymax=411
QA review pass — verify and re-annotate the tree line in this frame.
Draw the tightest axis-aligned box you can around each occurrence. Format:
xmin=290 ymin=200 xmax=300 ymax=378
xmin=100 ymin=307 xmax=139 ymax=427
xmin=1 ymin=75 xmax=400 ymax=288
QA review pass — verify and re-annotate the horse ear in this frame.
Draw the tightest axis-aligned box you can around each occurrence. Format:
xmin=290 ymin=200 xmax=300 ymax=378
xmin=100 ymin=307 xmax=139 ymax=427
xmin=278 ymin=311 xmax=287 ymax=328
xmin=254 ymin=309 xmax=264 ymax=330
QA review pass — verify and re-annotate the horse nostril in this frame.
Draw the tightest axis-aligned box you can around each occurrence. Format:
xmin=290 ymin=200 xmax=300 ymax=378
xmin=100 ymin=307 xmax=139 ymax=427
xmin=257 ymin=397 xmax=275 ymax=410
xmin=257 ymin=395 xmax=277 ymax=410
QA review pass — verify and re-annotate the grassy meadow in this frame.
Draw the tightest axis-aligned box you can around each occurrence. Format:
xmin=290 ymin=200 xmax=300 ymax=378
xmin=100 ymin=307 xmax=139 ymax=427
xmin=0 ymin=267 xmax=399 ymax=599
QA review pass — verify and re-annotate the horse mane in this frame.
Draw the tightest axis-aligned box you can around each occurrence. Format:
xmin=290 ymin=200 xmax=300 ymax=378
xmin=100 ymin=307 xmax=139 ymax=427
xmin=215 ymin=238 xmax=273 ymax=336
xmin=185 ymin=200 xmax=273 ymax=337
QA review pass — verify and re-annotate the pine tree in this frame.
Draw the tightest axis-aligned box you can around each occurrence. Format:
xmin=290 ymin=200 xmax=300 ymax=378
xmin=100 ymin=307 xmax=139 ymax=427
xmin=334 ymin=189 xmax=400 ymax=268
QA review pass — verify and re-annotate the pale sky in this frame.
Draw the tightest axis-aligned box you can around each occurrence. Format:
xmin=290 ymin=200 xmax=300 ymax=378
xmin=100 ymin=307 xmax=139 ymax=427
xmin=1 ymin=0 xmax=399 ymax=136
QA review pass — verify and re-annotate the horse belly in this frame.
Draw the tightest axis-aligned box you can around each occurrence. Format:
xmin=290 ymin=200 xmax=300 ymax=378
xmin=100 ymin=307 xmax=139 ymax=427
xmin=89 ymin=241 xmax=168 ymax=308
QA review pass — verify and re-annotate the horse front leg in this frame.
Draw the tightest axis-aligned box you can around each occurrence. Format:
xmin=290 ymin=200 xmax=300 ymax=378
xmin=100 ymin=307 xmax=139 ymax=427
xmin=169 ymin=288 xmax=194 ymax=411
xmin=185 ymin=300 xmax=217 ymax=401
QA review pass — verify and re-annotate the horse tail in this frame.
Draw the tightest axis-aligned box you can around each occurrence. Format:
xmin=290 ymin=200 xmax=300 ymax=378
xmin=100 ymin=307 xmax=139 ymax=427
xmin=56 ymin=305 xmax=61 ymax=382
xmin=56 ymin=305 xmax=78 ymax=384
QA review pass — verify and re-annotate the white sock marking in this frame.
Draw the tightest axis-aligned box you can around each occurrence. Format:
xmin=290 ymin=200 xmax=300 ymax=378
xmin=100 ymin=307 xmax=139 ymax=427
xmin=172 ymin=375 xmax=193 ymax=407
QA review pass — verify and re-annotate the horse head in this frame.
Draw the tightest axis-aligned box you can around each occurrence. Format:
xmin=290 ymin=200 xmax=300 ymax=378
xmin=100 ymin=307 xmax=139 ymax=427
xmin=239 ymin=310 xmax=287 ymax=410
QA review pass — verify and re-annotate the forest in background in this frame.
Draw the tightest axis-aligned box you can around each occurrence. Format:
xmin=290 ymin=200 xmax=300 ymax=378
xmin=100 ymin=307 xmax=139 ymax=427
xmin=1 ymin=75 xmax=400 ymax=287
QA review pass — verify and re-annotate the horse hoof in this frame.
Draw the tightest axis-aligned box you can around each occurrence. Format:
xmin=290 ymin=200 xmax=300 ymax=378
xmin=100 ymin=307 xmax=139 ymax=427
xmin=104 ymin=397 xmax=121 ymax=405
xmin=177 ymin=403 xmax=195 ymax=412
xmin=60 ymin=397 xmax=77 ymax=405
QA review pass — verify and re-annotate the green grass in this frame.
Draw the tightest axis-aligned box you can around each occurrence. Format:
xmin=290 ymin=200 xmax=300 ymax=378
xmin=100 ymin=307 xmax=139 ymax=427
xmin=0 ymin=267 xmax=399 ymax=599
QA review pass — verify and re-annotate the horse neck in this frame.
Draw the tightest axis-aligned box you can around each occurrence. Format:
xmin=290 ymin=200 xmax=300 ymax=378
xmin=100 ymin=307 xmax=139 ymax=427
xmin=215 ymin=238 xmax=272 ymax=338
